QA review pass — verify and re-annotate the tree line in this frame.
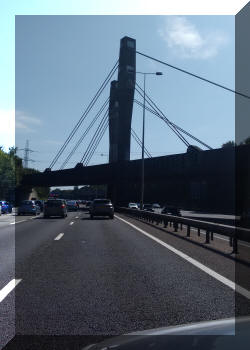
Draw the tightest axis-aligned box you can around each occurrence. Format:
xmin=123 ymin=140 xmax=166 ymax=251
xmin=0 ymin=147 xmax=49 ymax=203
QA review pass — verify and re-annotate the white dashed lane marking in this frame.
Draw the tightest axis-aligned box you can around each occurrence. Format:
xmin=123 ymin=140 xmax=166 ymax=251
xmin=0 ymin=279 xmax=22 ymax=303
xmin=54 ymin=233 xmax=64 ymax=241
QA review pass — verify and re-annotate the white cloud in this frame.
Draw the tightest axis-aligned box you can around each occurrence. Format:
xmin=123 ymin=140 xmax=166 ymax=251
xmin=0 ymin=109 xmax=15 ymax=151
xmin=15 ymin=110 xmax=42 ymax=132
xmin=159 ymin=16 xmax=228 ymax=59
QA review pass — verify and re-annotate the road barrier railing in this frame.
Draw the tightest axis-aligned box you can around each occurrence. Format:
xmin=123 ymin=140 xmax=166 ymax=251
xmin=116 ymin=207 xmax=250 ymax=254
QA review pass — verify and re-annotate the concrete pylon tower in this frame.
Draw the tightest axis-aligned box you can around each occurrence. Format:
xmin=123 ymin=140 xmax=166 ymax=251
xmin=108 ymin=36 xmax=136 ymax=163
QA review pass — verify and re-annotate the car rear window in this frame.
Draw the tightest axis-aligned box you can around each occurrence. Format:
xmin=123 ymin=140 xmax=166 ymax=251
xmin=46 ymin=200 xmax=63 ymax=207
xmin=67 ymin=201 xmax=76 ymax=205
xmin=21 ymin=201 xmax=33 ymax=205
xmin=93 ymin=200 xmax=111 ymax=204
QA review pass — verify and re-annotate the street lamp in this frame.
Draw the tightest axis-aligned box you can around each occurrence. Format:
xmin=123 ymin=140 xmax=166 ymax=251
xmin=136 ymin=71 xmax=163 ymax=210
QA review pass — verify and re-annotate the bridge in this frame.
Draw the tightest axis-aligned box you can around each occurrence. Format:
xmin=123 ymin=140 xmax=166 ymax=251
xmin=22 ymin=36 xmax=250 ymax=213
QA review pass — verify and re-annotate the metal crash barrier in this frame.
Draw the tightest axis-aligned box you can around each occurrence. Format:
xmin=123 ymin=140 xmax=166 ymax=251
xmin=116 ymin=207 xmax=250 ymax=254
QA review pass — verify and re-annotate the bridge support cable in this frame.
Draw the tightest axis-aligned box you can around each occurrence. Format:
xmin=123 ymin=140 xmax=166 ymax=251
xmin=135 ymin=82 xmax=212 ymax=150
xmin=48 ymin=60 xmax=119 ymax=169
xmin=131 ymin=128 xmax=152 ymax=158
xmin=134 ymin=85 xmax=190 ymax=148
xmin=85 ymin=119 xmax=109 ymax=166
xmin=80 ymin=109 xmax=109 ymax=165
xmin=60 ymin=97 xmax=110 ymax=169
xmin=134 ymin=99 xmax=212 ymax=150
xmin=136 ymin=51 xmax=250 ymax=100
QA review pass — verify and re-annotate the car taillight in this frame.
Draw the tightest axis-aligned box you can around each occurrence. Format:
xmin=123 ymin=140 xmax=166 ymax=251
xmin=32 ymin=205 xmax=36 ymax=208
xmin=61 ymin=204 xmax=65 ymax=208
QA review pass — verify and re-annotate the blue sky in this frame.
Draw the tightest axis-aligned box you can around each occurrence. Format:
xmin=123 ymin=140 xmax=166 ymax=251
xmin=14 ymin=15 xmax=235 ymax=170
xmin=1 ymin=1 xmax=248 ymax=174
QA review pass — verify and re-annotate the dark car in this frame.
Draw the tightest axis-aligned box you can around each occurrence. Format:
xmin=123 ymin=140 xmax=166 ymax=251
xmin=0 ymin=201 xmax=12 ymax=214
xmin=162 ymin=205 xmax=181 ymax=216
xmin=43 ymin=199 xmax=67 ymax=218
xmin=66 ymin=200 xmax=78 ymax=211
xmin=35 ymin=200 xmax=44 ymax=211
xmin=18 ymin=200 xmax=40 ymax=216
xmin=143 ymin=204 xmax=154 ymax=212
xmin=89 ymin=199 xmax=114 ymax=219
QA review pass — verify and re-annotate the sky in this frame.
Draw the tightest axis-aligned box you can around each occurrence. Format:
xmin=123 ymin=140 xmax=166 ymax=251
xmin=0 ymin=1 xmax=249 ymax=175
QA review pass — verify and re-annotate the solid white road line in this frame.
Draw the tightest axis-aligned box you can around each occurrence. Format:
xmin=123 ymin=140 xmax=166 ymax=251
xmin=0 ymin=279 xmax=22 ymax=303
xmin=54 ymin=233 xmax=64 ymax=241
xmin=10 ymin=220 xmax=27 ymax=225
xmin=69 ymin=221 xmax=74 ymax=225
xmin=115 ymin=215 xmax=250 ymax=300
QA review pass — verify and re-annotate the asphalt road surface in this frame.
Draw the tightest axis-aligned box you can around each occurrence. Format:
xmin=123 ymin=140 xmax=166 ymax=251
xmin=1 ymin=210 xmax=250 ymax=349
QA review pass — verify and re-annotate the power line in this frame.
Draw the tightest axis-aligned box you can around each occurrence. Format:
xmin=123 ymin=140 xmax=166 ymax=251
xmin=49 ymin=60 xmax=118 ymax=169
xmin=60 ymin=97 xmax=110 ymax=169
xmin=136 ymin=51 xmax=250 ymax=100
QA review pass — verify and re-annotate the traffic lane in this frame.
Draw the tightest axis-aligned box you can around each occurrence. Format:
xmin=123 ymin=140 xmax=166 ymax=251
xmin=0 ymin=223 xmax=15 ymax=290
xmin=16 ymin=212 xmax=237 ymax=335
xmin=0 ymin=287 xmax=15 ymax=350
xmin=0 ymin=212 xmax=79 ymax=291
xmin=0 ymin=212 xmax=82 ymax=348
xmin=15 ymin=211 xmax=80 ymax=265
xmin=116 ymin=214 xmax=237 ymax=283
xmin=116 ymin=214 xmax=250 ymax=293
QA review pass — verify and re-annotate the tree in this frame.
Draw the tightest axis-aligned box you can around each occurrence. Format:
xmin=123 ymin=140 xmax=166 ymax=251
xmin=221 ymin=141 xmax=236 ymax=148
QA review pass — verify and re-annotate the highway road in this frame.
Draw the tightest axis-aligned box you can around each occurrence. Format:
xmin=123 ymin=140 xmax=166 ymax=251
xmin=1 ymin=210 xmax=250 ymax=349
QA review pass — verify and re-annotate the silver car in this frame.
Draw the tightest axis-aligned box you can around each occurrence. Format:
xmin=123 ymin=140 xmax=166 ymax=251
xmin=43 ymin=199 xmax=67 ymax=218
xmin=90 ymin=199 xmax=114 ymax=219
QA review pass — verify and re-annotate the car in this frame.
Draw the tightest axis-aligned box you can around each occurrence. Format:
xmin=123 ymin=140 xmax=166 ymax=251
xmin=0 ymin=201 xmax=12 ymax=214
xmin=66 ymin=200 xmax=78 ymax=211
xmin=143 ymin=204 xmax=154 ymax=212
xmin=128 ymin=202 xmax=139 ymax=209
xmin=89 ymin=199 xmax=114 ymax=219
xmin=161 ymin=205 xmax=181 ymax=216
xmin=35 ymin=200 xmax=44 ymax=212
xmin=18 ymin=200 xmax=40 ymax=216
xmin=82 ymin=317 xmax=250 ymax=349
xmin=43 ymin=199 xmax=67 ymax=218
xmin=85 ymin=201 xmax=92 ymax=209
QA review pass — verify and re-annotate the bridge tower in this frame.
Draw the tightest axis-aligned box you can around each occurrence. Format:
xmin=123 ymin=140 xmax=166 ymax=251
xmin=109 ymin=36 xmax=136 ymax=162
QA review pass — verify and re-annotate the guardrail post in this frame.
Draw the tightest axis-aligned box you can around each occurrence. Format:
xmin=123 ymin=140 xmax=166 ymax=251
xmin=229 ymin=236 xmax=233 ymax=247
xmin=180 ymin=223 xmax=183 ymax=230
xmin=210 ymin=232 xmax=214 ymax=241
xmin=232 ymin=237 xmax=238 ymax=254
xmin=197 ymin=228 xmax=200 ymax=237
xmin=205 ymin=230 xmax=210 ymax=244
xmin=187 ymin=226 xmax=190 ymax=237
xmin=174 ymin=222 xmax=178 ymax=232
xmin=164 ymin=220 xmax=168 ymax=228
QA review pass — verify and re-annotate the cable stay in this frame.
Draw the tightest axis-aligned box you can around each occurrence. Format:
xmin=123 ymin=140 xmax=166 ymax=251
xmin=48 ymin=60 xmax=118 ymax=170
xmin=134 ymin=98 xmax=212 ymax=150
xmin=85 ymin=119 xmax=109 ymax=166
xmin=80 ymin=109 xmax=109 ymax=165
xmin=60 ymin=97 xmax=110 ymax=170
xmin=135 ymin=85 xmax=190 ymax=148
xmin=131 ymin=128 xmax=152 ymax=158
xmin=136 ymin=51 xmax=250 ymax=100
xmin=135 ymin=82 xmax=212 ymax=150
